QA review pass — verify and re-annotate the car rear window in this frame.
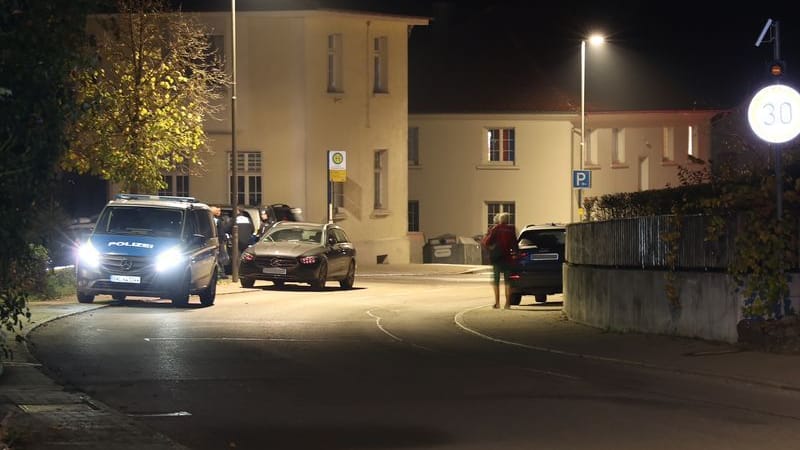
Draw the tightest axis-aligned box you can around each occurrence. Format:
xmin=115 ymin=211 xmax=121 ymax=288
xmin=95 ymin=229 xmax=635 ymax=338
xmin=518 ymin=229 xmax=565 ymax=250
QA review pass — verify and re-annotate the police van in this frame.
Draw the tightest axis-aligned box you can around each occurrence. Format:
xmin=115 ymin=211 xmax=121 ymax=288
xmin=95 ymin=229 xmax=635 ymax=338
xmin=75 ymin=194 xmax=220 ymax=306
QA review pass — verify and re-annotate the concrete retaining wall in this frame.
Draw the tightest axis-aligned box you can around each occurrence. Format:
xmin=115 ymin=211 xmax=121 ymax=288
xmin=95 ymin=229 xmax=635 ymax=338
xmin=564 ymin=265 xmax=743 ymax=343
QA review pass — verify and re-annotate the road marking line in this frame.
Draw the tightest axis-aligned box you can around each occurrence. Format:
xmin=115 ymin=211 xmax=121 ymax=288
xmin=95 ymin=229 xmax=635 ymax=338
xmin=453 ymin=305 xmax=691 ymax=373
xmin=366 ymin=310 xmax=434 ymax=352
xmin=143 ymin=337 xmax=337 ymax=342
xmin=127 ymin=411 xmax=192 ymax=417
xmin=524 ymin=367 xmax=581 ymax=381
xmin=455 ymin=305 xmax=590 ymax=358
xmin=3 ymin=361 xmax=42 ymax=367
xmin=157 ymin=320 xmax=368 ymax=325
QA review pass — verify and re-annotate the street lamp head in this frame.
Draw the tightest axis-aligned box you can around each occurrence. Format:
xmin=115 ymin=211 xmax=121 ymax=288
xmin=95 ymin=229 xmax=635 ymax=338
xmin=588 ymin=34 xmax=605 ymax=46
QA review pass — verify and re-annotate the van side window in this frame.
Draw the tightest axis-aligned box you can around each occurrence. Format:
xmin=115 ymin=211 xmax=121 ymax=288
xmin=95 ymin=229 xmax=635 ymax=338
xmin=193 ymin=210 xmax=214 ymax=238
xmin=184 ymin=211 xmax=199 ymax=239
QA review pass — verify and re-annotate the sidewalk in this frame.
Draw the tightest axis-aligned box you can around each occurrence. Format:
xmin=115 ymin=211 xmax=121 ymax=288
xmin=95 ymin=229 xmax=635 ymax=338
xmin=1 ymin=263 xmax=799 ymax=449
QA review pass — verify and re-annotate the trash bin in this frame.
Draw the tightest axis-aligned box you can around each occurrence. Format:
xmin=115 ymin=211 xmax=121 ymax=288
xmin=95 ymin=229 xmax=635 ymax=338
xmin=473 ymin=234 xmax=490 ymax=265
xmin=423 ymin=234 xmax=482 ymax=264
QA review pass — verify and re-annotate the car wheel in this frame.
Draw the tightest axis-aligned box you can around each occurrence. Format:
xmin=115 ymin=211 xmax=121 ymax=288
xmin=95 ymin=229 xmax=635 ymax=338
xmin=339 ymin=260 xmax=355 ymax=289
xmin=240 ymin=277 xmax=255 ymax=288
xmin=171 ymin=271 xmax=191 ymax=307
xmin=273 ymin=280 xmax=285 ymax=288
xmin=77 ymin=292 xmax=95 ymax=304
xmin=509 ymin=293 xmax=522 ymax=306
xmin=535 ymin=294 xmax=547 ymax=303
xmin=311 ymin=260 xmax=327 ymax=290
xmin=112 ymin=294 xmax=126 ymax=302
xmin=199 ymin=269 xmax=218 ymax=306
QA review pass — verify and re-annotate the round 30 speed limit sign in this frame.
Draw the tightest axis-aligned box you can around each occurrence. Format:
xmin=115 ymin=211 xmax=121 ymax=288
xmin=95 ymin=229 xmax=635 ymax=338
xmin=748 ymin=84 xmax=800 ymax=144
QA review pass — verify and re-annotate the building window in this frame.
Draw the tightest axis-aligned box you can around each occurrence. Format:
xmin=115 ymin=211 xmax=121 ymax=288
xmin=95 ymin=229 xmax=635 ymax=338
xmin=229 ymin=151 xmax=262 ymax=206
xmin=663 ymin=127 xmax=675 ymax=162
xmin=486 ymin=202 xmax=515 ymax=231
xmin=374 ymin=149 xmax=388 ymax=210
xmin=585 ymin=129 xmax=598 ymax=166
xmin=639 ymin=156 xmax=649 ymax=191
xmin=373 ymin=36 xmax=388 ymax=93
xmin=688 ymin=125 xmax=698 ymax=157
xmin=487 ymin=128 xmax=515 ymax=162
xmin=206 ymin=34 xmax=225 ymax=91
xmin=408 ymin=200 xmax=419 ymax=232
xmin=611 ymin=128 xmax=625 ymax=165
xmin=158 ymin=174 xmax=190 ymax=197
xmin=408 ymin=127 xmax=419 ymax=166
xmin=327 ymin=33 xmax=343 ymax=93
xmin=332 ymin=182 xmax=345 ymax=215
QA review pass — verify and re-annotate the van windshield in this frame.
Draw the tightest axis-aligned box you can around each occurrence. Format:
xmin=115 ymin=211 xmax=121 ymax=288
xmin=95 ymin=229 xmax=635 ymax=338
xmin=95 ymin=206 xmax=184 ymax=238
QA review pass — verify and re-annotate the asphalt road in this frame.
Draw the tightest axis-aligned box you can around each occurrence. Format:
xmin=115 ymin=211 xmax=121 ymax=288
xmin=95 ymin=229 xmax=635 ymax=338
xmin=28 ymin=273 xmax=800 ymax=450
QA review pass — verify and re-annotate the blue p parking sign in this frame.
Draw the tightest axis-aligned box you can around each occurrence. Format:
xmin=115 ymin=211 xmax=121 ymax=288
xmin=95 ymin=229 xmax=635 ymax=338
xmin=572 ymin=170 xmax=591 ymax=189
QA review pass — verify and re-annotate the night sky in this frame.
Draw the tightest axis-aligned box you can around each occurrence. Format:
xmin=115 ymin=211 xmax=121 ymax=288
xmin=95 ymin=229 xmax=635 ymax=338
xmin=406 ymin=1 xmax=800 ymax=113
xmin=174 ymin=0 xmax=799 ymax=113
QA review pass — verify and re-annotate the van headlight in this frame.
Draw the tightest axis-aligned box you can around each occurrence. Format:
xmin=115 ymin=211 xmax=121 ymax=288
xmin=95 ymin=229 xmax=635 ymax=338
xmin=155 ymin=247 xmax=186 ymax=272
xmin=78 ymin=242 xmax=100 ymax=269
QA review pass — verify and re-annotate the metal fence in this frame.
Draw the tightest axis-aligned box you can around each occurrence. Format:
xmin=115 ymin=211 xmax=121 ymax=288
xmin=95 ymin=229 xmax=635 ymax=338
xmin=566 ymin=214 xmax=739 ymax=270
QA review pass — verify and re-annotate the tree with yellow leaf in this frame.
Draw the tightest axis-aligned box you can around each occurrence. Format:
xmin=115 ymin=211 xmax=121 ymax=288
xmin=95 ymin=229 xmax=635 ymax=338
xmin=64 ymin=0 xmax=228 ymax=193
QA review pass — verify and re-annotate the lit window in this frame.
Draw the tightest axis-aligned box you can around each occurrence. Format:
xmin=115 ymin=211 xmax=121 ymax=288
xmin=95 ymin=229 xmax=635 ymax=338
xmin=408 ymin=127 xmax=419 ymax=166
xmin=487 ymin=128 xmax=515 ymax=162
xmin=688 ymin=125 xmax=698 ymax=157
xmin=327 ymin=33 xmax=343 ymax=93
xmin=206 ymin=34 xmax=225 ymax=91
xmin=612 ymin=128 xmax=625 ymax=165
xmin=585 ymin=129 xmax=599 ymax=166
xmin=332 ymin=182 xmax=345 ymax=215
xmin=374 ymin=149 xmax=388 ymax=210
xmin=663 ymin=127 xmax=675 ymax=162
xmin=373 ymin=36 xmax=388 ymax=93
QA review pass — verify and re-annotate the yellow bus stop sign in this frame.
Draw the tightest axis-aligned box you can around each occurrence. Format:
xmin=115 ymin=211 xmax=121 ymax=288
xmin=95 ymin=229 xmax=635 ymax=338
xmin=328 ymin=151 xmax=346 ymax=182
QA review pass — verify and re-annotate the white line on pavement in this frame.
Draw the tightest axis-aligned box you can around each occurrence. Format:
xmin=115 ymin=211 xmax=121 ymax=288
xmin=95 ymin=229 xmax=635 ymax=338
xmin=366 ymin=309 xmax=434 ymax=352
xmin=143 ymin=337 xmax=339 ymax=342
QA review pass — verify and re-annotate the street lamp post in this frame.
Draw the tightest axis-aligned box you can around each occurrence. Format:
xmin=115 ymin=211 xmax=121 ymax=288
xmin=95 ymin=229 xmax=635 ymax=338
xmin=577 ymin=34 xmax=604 ymax=221
xmin=230 ymin=0 xmax=239 ymax=281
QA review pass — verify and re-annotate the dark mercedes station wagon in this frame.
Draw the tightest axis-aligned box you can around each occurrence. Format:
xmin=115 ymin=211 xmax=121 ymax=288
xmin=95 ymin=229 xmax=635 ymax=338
xmin=238 ymin=221 xmax=356 ymax=290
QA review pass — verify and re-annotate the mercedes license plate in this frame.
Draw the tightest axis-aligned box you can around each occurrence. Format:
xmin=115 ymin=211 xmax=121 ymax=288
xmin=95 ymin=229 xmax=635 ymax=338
xmin=262 ymin=267 xmax=286 ymax=275
xmin=110 ymin=275 xmax=141 ymax=283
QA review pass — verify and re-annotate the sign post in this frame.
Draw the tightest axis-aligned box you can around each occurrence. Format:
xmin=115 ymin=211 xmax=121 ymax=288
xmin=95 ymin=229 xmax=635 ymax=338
xmin=327 ymin=151 xmax=346 ymax=223
xmin=748 ymin=84 xmax=800 ymax=220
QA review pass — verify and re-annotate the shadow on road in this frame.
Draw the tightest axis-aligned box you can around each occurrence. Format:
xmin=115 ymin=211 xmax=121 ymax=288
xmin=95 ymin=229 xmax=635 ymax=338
xmin=108 ymin=298 xmax=211 ymax=310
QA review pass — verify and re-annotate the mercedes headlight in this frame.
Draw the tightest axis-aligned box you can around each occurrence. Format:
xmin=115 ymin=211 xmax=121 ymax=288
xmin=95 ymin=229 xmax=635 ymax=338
xmin=155 ymin=246 xmax=186 ymax=272
xmin=77 ymin=242 xmax=100 ymax=269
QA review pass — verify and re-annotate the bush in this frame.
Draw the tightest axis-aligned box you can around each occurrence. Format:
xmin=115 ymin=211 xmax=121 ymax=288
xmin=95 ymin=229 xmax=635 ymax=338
xmin=31 ymin=268 xmax=76 ymax=301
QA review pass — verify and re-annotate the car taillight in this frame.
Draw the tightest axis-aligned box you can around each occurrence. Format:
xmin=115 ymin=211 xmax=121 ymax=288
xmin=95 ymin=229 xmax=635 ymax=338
xmin=241 ymin=252 xmax=255 ymax=262
xmin=299 ymin=256 xmax=317 ymax=265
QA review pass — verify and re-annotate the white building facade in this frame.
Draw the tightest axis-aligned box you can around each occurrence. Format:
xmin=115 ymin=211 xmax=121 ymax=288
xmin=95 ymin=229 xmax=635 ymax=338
xmin=408 ymin=110 xmax=720 ymax=261
xmin=147 ymin=10 xmax=428 ymax=265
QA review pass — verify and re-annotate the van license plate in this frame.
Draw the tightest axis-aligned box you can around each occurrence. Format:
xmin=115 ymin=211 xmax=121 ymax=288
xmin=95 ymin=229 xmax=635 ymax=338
xmin=111 ymin=275 xmax=141 ymax=283
xmin=262 ymin=267 xmax=286 ymax=275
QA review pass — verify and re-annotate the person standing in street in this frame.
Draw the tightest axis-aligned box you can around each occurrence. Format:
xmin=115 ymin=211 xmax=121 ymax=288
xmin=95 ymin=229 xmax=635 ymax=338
xmin=211 ymin=206 xmax=231 ymax=279
xmin=481 ymin=212 xmax=518 ymax=309
xmin=257 ymin=208 xmax=271 ymax=238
